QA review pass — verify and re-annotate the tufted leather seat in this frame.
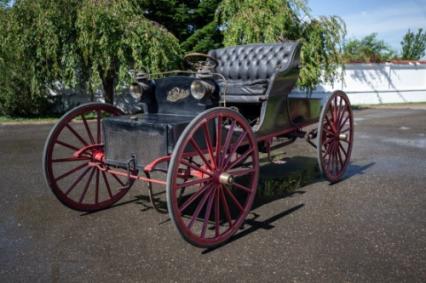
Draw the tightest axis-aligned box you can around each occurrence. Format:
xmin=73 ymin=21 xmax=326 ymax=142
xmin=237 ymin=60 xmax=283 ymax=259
xmin=208 ymin=41 xmax=300 ymax=99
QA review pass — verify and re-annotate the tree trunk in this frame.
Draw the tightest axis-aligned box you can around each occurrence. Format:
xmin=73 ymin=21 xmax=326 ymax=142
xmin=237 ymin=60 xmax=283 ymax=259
xmin=101 ymin=70 xmax=115 ymax=104
xmin=89 ymin=84 xmax=94 ymax=102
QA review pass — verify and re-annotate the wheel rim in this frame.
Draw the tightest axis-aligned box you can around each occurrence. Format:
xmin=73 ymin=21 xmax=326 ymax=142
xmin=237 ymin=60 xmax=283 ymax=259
xmin=43 ymin=103 xmax=134 ymax=211
xmin=318 ymin=92 xmax=354 ymax=182
xmin=167 ymin=108 xmax=259 ymax=248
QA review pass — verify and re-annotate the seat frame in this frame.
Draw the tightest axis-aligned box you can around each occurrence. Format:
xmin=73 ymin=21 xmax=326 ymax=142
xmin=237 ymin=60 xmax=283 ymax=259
xmin=209 ymin=41 xmax=303 ymax=136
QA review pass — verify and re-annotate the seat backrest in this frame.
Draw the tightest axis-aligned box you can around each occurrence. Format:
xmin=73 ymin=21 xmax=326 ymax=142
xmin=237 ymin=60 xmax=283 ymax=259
xmin=208 ymin=41 xmax=300 ymax=81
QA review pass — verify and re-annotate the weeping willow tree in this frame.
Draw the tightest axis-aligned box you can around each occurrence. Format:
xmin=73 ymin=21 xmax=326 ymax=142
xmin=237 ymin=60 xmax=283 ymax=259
xmin=216 ymin=0 xmax=346 ymax=92
xmin=76 ymin=0 xmax=181 ymax=103
xmin=0 ymin=0 xmax=79 ymax=115
xmin=0 ymin=0 xmax=181 ymax=115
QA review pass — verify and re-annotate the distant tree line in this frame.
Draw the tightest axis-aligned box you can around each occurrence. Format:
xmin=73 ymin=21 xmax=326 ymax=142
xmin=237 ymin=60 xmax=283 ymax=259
xmin=0 ymin=0 xmax=425 ymax=117
xmin=342 ymin=29 xmax=426 ymax=63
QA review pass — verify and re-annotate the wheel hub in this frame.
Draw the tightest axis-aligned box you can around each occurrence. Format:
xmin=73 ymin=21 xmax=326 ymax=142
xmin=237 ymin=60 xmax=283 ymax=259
xmin=92 ymin=150 xmax=105 ymax=162
xmin=339 ymin=133 xmax=348 ymax=140
xmin=73 ymin=144 xmax=104 ymax=162
xmin=218 ymin=172 xmax=234 ymax=185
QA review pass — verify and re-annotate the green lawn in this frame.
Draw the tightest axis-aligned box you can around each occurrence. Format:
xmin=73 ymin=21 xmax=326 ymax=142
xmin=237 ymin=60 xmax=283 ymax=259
xmin=0 ymin=115 xmax=59 ymax=124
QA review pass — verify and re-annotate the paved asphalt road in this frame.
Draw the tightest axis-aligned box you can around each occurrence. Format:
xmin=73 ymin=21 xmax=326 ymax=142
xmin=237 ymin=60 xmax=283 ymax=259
xmin=0 ymin=107 xmax=425 ymax=282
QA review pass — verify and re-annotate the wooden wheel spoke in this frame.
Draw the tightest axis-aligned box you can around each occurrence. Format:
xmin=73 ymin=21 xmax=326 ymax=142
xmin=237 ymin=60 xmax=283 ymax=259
xmin=337 ymin=145 xmax=344 ymax=168
xmin=340 ymin=127 xmax=351 ymax=134
xmin=110 ymin=172 xmax=125 ymax=187
xmin=52 ymin=157 xmax=90 ymax=163
xmin=81 ymin=114 xmax=95 ymax=144
xmin=331 ymin=146 xmax=337 ymax=174
xmin=179 ymin=183 xmax=212 ymax=213
xmin=324 ymin=145 xmax=332 ymax=170
xmin=220 ymin=120 xmax=236 ymax=166
xmin=65 ymin=166 xmax=91 ymax=195
xmin=55 ymin=162 xmax=89 ymax=182
xmin=223 ymin=131 xmax=247 ymax=169
xmin=324 ymin=137 xmax=334 ymax=146
xmin=232 ymin=182 xmax=252 ymax=193
xmin=180 ymin=158 xmax=212 ymax=176
xmin=201 ymin=187 xmax=216 ymax=238
xmin=56 ymin=140 xmax=80 ymax=151
xmin=215 ymin=115 xmax=222 ymax=165
xmin=66 ymin=124 xmax=88 ymax=146
xmin=214 ymin=189 xmax=220 ymax=237
xmin=323 ymin=127 xmax=335 ymax=136
xmin=187 ymin=187 xmax=214 ymax=229
xmin=333 ymin=143 xmax=340 ymax=174
xmin=228 ymin=167 xmax=255 ymax=177
xmin=325 ymin=115 xmax=336 ymax=132
xmin=337 ymin=103 xmax=347 ymax=127
xmin=178 ymin=177 xmax=212 ymax=189
xmin=202 ymin=122 xmax=216 ymax=169
xmin=339 ymin=143 xmax=348 ymax=158
xmin=336 ymin=97 xmax=343 ymax=124
xmin=227 ymin=148 xmax=254 ymax=170
xmin=189 ymin=138 xmax=213 ymax=171
xmin=101 ymin=171 xmax=113 ymax=198
xmin=223 ymin=187 xmax=244 ymax=212
xmin=339 ymin=115 xmax=350 ymax=130
xmin=323 ymin=141 xmax=334 ymax=158
xmin=332 ymin=96 xmax=338 ymax=122
xmin=79 ymin=168 xmax=96 ymax=204
xmin=95 ymin=169 xmax=100 ymax=204
xmin=219 ymin=187 xmax=233 ymax=227
xmin=96 ymin=110 xmax=101 ymax=144
xmin=332 ymin=148 xmax=339 ymax=175
xmin=325 ymin=142 xmax=336 ymax=171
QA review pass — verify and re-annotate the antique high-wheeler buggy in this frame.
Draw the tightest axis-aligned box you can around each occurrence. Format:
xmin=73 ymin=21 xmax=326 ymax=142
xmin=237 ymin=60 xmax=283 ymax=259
xmin=43 ymin=41 xmax=354 ymax=248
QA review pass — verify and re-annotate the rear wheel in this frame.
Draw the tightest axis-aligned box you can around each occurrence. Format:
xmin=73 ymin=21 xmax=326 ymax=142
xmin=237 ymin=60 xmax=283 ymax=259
xmin=43 ymin=103 xmax=135 ymax=212
xmin=317 ymin=91 xmax=354 ymax=183
xmin=167 ymin=108 xmax=259 ymax=248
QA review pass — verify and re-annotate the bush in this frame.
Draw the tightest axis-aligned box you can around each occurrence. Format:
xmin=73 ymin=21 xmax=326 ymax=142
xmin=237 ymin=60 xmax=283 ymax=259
xmin=0 ymin=5 xmax=51 ymax=116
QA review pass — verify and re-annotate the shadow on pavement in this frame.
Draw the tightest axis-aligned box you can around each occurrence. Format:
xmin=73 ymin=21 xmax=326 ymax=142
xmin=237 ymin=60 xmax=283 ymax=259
xmin=202 ymin=204 xmax=305 ymax=254
xmin=80 ymin=157 xmax=375 ymax=251
xmin=344 ymin=162 xmax=375 ymax=179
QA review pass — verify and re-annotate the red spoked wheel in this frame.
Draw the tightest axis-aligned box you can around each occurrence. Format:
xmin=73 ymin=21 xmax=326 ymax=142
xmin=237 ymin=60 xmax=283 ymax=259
xmin=167 ymin=108 xmax=259 ymax=248
xmin=43 ymin=103 xmax=135 ymax=212
xmin=317 ymin=91 xmax=354 ymax=183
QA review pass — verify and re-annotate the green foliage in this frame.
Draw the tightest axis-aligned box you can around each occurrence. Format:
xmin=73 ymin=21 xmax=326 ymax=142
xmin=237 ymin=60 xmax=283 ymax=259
xmin=299 ymin=16 xmax=346 ymax=91
xmin=0 ymin=0 xmax=76 ymax=115
xmin=217 ymin=0 xmax=346 ymax=92
xmin=75 ymin=0 xmax=182 ymax=103
xmin=0 ymin=0 xmax=181 ymax=115
xmin=1 ymin=0 xmax=352 ymax=116
xmin=217 ymin=0 xmax=302 ymax=45
xmin=135 ymin=0 xmax=222 ymax=52
xmin=181 ymin=21 xmax=223 ymax=53
xmin=401 ymin=28 xmax=426 ymax=60
xmin=343 ymin=33 xmax=396 ymax=63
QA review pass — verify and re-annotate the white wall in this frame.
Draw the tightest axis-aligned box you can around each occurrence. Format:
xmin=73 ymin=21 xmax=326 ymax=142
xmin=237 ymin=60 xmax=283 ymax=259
xmin=290 ymin=63 xmax=426 ymax=105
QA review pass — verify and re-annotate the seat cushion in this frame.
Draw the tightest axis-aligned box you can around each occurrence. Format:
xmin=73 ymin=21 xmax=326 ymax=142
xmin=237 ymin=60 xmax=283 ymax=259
xmin=208 ymin=41 xmax=300 ymax=81
xmin=217 ymin=79 xmax=269 ymax=96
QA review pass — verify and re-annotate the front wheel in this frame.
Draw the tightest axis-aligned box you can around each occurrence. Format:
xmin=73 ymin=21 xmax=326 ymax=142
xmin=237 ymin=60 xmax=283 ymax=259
xmin=317 ymin=91 xmax=354 ymax=183
xmin=167 ymin=108 xmax=259 ymax=248
xmin=43 ymin=103 xmax=135 ymax=212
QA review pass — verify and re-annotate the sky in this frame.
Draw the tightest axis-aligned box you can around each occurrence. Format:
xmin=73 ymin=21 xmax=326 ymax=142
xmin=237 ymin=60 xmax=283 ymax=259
xmin=309 ymin=0 xmax=426 ymax=54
